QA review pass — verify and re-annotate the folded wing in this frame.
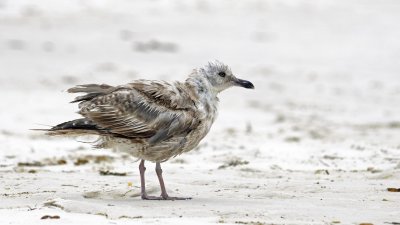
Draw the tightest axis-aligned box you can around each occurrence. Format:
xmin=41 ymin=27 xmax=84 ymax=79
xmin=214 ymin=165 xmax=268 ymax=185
xmin=68 ymin=80 xmax=199 ymax=144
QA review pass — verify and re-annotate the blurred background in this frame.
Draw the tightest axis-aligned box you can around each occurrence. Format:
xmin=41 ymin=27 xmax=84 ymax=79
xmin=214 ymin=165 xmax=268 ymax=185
xmin=0 ymin=0 xmax=400 ymax=223
xmin=1 ymin=0 xmax=400 ymax=144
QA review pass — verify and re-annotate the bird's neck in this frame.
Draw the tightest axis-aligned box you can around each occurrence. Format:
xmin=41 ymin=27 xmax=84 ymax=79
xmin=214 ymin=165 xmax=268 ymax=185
xmin=184 ymin=71 xmax=219 ymax=121
xmin=185 ymin=70 xmax=219 ymax=101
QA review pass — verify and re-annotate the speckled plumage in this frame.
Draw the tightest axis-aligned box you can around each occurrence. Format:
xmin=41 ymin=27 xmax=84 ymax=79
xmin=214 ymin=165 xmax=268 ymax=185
xmin=84 ymin=76 xmax=218 ymax=163
xmin=46 ymin=61 xmax=254 ymax=200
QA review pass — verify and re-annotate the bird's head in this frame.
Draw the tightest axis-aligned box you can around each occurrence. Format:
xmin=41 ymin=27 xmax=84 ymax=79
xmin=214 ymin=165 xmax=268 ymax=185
xmin=200 ymin=61 xmax=254 ymax=93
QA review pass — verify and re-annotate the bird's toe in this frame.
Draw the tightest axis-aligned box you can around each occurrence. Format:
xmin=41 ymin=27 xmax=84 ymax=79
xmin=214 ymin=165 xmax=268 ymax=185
xmin=161 ymin=194 xmax=192 ymax=201
xmin=141 ymin=194 xmax=163 ymax=200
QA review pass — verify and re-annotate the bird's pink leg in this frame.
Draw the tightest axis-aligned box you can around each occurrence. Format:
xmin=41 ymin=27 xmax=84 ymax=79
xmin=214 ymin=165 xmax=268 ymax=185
xmin=155 ymin=162 xmax=191 ymax=200
xmin=139 ymin=160 xmax=163 ymax=200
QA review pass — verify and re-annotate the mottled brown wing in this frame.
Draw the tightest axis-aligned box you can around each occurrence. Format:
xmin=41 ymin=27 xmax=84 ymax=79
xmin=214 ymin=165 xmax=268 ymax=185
xmin=76 ymin=80 xmax=199 ymax=144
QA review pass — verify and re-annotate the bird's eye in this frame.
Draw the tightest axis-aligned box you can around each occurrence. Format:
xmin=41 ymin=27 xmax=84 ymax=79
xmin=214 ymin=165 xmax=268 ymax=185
xmin=218 ymin=71 xmax=226 ymax=77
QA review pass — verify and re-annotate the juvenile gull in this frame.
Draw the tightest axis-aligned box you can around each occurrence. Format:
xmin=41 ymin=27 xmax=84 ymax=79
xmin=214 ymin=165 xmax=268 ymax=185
xmin=46 ymin=61 xmax=254 ymax=200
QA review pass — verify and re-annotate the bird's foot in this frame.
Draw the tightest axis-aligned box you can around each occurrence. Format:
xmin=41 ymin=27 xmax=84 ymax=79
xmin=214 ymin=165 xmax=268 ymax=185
xmin=141 ymin=193 xmax=164 ymax=200
xmin=141 ymin=193 xmax=191 ymax=200
xmin=161 ymin=195 xmax=192 ymax=201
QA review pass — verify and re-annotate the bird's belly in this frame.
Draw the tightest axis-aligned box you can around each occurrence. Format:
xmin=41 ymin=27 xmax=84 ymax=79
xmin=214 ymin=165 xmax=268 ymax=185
xmin=107 ymin=136 xmax=190 ymax=163
xmin=108 ymin=138 xmax=144 ymax=157
xmin=104 ymin=113 xmax=215 ymax=162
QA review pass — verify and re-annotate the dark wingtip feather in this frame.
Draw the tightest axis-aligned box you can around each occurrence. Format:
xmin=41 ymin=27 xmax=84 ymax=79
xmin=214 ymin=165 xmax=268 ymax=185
xmin=50 ymin=118 xmax=98 ymax=131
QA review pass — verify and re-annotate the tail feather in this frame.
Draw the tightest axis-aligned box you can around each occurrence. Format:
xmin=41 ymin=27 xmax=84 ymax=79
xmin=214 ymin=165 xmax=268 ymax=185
xmin=45 ymin=129 xmax=104 ymax=136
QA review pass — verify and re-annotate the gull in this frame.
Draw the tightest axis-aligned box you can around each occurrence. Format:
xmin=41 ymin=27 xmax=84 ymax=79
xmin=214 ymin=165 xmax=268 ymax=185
xmin=46 ymin=61 xmax=254 ymax=200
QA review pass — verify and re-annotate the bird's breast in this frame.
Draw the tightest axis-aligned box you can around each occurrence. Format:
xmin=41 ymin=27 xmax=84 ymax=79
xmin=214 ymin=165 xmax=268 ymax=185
xmin=187 ymin=98 xmax=218 ymax=144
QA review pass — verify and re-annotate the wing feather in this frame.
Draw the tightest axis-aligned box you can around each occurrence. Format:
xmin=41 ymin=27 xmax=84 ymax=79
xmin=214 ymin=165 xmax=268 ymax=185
xmin=75 ymin=80 xmax=199 ymax=144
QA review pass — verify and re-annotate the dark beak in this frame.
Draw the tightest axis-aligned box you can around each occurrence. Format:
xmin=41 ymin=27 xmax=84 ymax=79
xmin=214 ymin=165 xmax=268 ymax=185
xmin=235 ymin=78 xmax=255 ymax=89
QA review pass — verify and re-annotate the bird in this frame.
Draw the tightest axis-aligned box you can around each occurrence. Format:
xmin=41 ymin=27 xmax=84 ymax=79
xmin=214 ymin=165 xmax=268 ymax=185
xmin=44 ymin=61 xmax=254 ymax=200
